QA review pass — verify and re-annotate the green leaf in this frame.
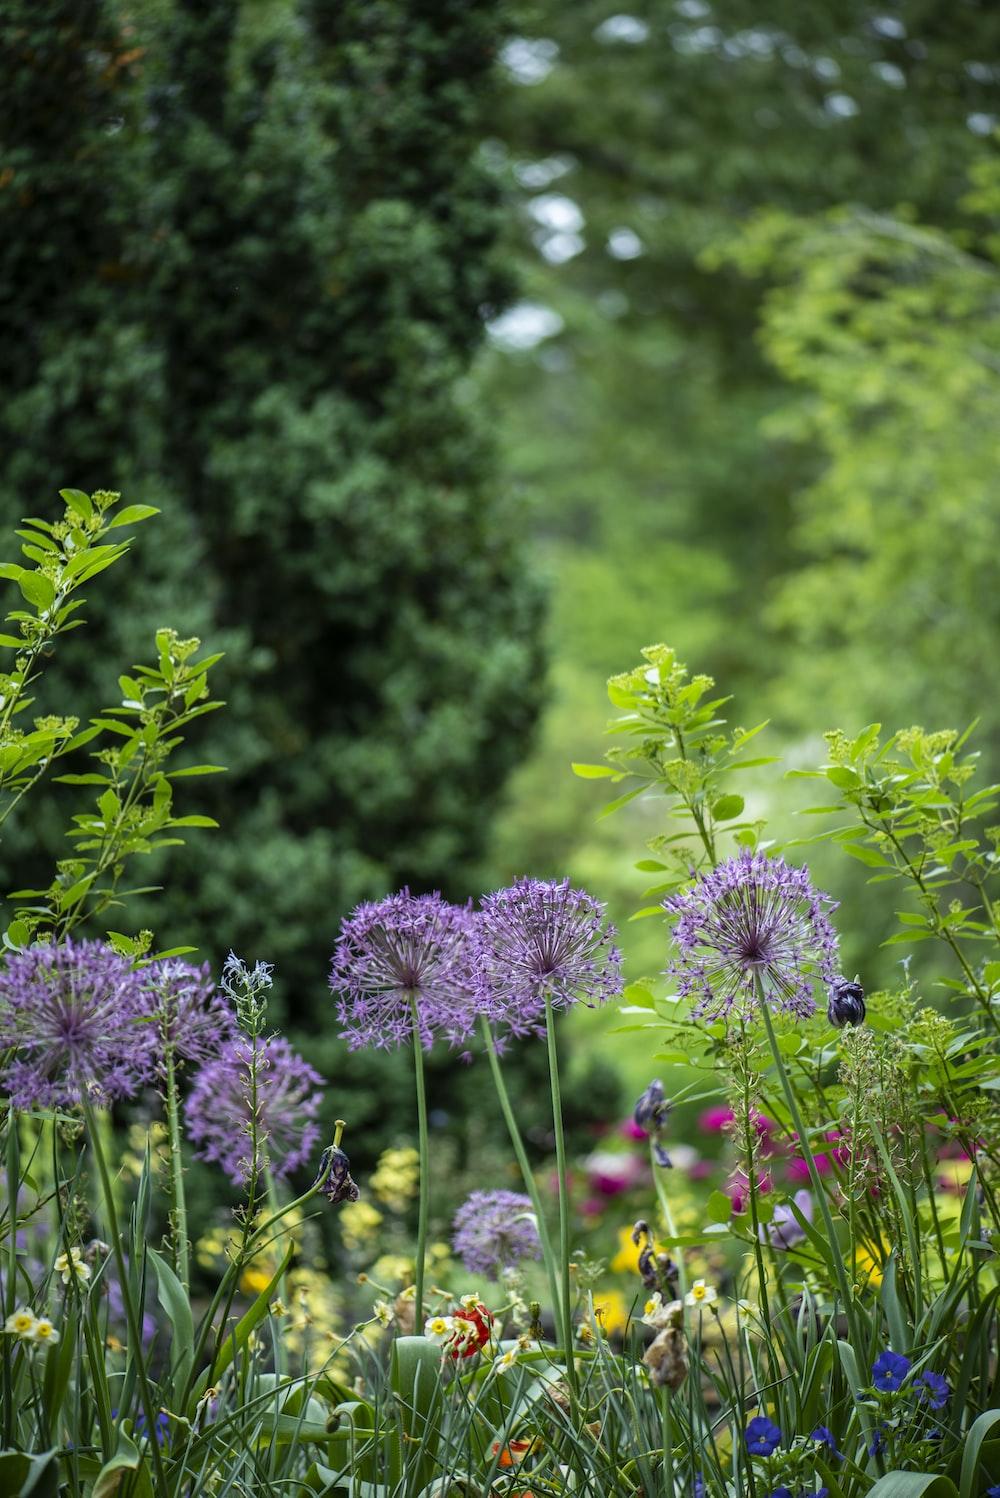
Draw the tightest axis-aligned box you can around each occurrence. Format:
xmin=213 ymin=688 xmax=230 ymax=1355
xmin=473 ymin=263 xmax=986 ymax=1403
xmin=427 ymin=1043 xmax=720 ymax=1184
xmin=59 ymin=488 xmax=94 ymax=520
xmin=168 ymin=814 xmax=220 ymax=828
xmin=866 ymin=1477 xmax=958 ymax=1498
xmin=705 ymin=1190 xmax=732 ymax=1224
xmin=826 ymin=766 xmax=861 ymax=790
xmin=711 ymin=794 xmax=744 ymax=821
xmin=959 ymin=1409 xmax=1000 ymax=1498
xmin=571 ymin=762 xmax=618 ymax=778
xmin=0 ymin=1449 xmax=60 ymax=1498
xmin=92 ymin=1434 xmax=152 ymax=1498
xmin=149 ymin=1247 xmax=194 ymax=1388
xmin=167 ymin=764 xmax=227 ymax=777
xmin=106 ymin=504 xmax=160 ymax=528
xmin=17 ymin=571 xmax=55 ymax=610
xmin=842 ymin=842 xmax=893 ymax=868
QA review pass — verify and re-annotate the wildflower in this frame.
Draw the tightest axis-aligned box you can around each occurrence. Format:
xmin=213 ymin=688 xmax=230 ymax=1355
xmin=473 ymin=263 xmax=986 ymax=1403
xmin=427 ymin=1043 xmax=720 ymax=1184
xmin=55 ymin=1246 xmax=92 ymax=1286
xmin=642 ymin=1293 xmax=682 ymax=1330
xmin=827 ymin=976 xmax=866 ymax=1028
xmin=491 ymin=1437 xmax=536 ymax=1465
xmin=745 ymin=1415 xmax=782 ymax=1456
xmin=684 ymin=1279 xmax=717 ymax=1309
xmin=492 ymin=1347 xmax=520 ymax=1375
xmin=4 ymin=1308 xmax=37 ymax=1340
xmin=426 ymin=1299 xmax=494 ymax=1359
xmin=868 ymin=1423 xmax=888 ymax=1457
xmin=764 ymin=1190 xmax=812 ymax=1251
xmin=452 ymin=1190 xmax=542 ymax=1279
xmin=370 ymin=1146 xmax=420 ymax=1211
xmin=185 ymin=1034 xmax=323 ymax=1184
xmin=633 ymin=1079 xmax=672 ymax=1167
xmin=372 ymin=1300 xmax=393 ymax=1327
xmin=872 ymin=1349 xmax=911 ymax=1393
xmin=31 ymin=1317 xmax=59 ymax=1346
xmin=330 ymin=890 xmax=479 ymax=1051
xmin=138 ymin=959 xmax=234 ymax=1069
xmin=475 ymin=878 xmax=621 ymax=1038
xmin=592 ymin=1290 xmax=629 ymax=1335
xmin=424 ymin=1315 xmax=455 ymax=1346
xmin=0 ymin=939 xmax=155 ymax=1109
xmin=811 ymin=1425 xmax=843 ymax=1459
xmin=664 ymin=851 xmax=839 ymax=1020
xmin=914 ymin=1370 xmax=950 ymax=1409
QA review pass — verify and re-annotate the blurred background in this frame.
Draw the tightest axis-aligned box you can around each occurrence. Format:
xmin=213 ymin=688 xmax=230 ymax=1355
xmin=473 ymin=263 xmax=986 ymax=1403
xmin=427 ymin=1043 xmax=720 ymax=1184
xmin=2 ymin=0 xmax=999 ymax=1183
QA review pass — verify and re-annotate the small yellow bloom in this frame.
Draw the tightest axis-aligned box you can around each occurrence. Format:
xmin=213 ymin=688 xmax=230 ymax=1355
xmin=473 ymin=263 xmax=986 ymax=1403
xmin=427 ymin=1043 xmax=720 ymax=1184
xmin=424 ymin=1315 xmax=455 ymax=1345
xmin=240 ymin=1265 xmax=273 ymax=1296
xmin=684 ymin=1279 xmax=718 ymax=1309
xmin=31 ymin=1318 xmax=59 ymax=1345
xmin=373 ymin=1300 xmax=393 ymax=1327
xmin=55 ymin=1247 xmax=92 ymax=1286
xmin=4 ymin=1308 xmax=37 ymax=1340
xmin=492 ymin=1347 xmax=520 ymax=1375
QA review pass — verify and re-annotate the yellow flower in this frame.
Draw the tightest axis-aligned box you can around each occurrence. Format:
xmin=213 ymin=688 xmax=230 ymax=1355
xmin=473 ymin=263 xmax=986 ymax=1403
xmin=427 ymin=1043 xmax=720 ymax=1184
xmin=4 ymin=1308 xmax=37 ymax=1340
xmin=609 ymin=1226 xmax=642 ymax=1275
xmin=240 ymin=1265 xmax=274 ymax=1296
xmin=853 ymin=1240 xmax=887 ymax=1289
xmin=373 ymin=1300 xmax=393 ymax=1327
xmin=370 ymin=1147 xmax=420 ymax=1212
xmin=592 ymin=1290 xmax=629 ymax=1335
xmin=55 ymin=1247 xmax=91 ymax=1286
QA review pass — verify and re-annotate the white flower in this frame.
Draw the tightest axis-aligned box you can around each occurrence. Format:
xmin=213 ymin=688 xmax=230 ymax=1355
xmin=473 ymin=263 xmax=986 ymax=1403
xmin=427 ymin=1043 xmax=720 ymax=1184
xmin=55 ymin=1247 xmax=91 ymax=1286
xmin=373 ymin=1300 xmax=393 ymax=1328
xmin=641 ymin=1292 xmax=683 ymax=1329
xmin=492 ymin=1347 xmax=520 ymax=1376
xmin=4 ymin=1307 xmax=38 ymax=1341
xmin=424 ymin=1315 xmax=456 ymax=1346
xmin=30 ymin=1317 xmax=59 ymax=1346
xmin=684 ymin=1278 xmax=718 ymax=1309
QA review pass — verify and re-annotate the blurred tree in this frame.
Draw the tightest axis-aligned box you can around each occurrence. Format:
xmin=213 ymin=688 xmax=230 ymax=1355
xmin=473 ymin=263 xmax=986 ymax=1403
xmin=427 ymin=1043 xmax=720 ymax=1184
xmin=0 ymin=0 xmax=547 ymax=1156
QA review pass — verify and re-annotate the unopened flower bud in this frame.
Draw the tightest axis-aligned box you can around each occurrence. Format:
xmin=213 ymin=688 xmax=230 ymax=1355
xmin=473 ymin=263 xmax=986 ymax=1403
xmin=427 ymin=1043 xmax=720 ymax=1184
xmin=827 ymin=977 xmax=865 ymax=1028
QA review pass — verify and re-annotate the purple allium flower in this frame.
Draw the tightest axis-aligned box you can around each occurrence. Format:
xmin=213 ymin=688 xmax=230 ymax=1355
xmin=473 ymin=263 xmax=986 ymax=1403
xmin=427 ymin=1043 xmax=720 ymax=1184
xmin=0 ymin=940 xmax=155 ymax=1109
xmin=872 ymin=1349 xmax=911 ymax=1393
xmin=330 ymin=890 xmax=479 ymax=1052
xmin=745 ymin=1415 xmax=782 ymax=1456
xmin=138 ymin=959 xmax=235 ymax=1071
xmin=811 ymin=1425 xmax=842 ymax=1459
xmin=664 ymin=851 xmax=839 ymax=1021
xmin=914 ymin=1370 xmax=949 ymax=1409
xmin=451 ymin=1189 xmax=542 ymax=1279
xmin=476 ymin=878 xmax=621 ymax=1038
xmin=186 ymin=1034 xmax=323 ymax=1184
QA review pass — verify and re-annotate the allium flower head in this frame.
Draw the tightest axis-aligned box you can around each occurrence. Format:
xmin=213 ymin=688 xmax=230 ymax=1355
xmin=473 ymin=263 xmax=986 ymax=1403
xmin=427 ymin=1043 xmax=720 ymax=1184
xmin=0 ymin=940 xmax=155 ymax=1109
xmin=139 ymin=959 xmax=235 ymax=1070
xmin=451 ymin=1190 xmax=542 ymax=1279
xmin=330 ymin=890 xmax=478 ymax=1051
xmin=476 ymin=878 xmax=621 ymax=1037
xmin=664 ymin=851 xmax=839 ymax=1021
xmin=186 ymin=1034 xmax=323 ymax=1184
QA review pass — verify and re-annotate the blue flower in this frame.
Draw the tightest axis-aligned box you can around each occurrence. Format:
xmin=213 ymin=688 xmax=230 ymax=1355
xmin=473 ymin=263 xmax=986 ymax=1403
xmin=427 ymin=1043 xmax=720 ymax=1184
xmin=869 ymin=1422 xmax=888 ymax=1457
xmin=692 ymin=1479 xmax=705 ymax=1498
xmin=745 ymin=1415 xmax=783 ymax=1456
xmin=769 ymin=1489 xmax=793 ymax=1498
xmin=810 ymin=1425 xmax=842 ymax=1459
xmin=872 ymin=1349 xmax=911 ymax=1393
xmin=985 ymin=1486 xmax=1000 ymax=1498
xmin=913 ymin=1370 xmax=950 ymax=1410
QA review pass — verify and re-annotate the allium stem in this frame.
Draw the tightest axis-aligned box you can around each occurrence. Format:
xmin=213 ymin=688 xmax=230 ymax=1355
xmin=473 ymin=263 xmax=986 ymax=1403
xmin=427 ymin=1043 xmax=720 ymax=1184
xmin=83 ymin=1099 xmax=169 ymax=1498
xmin=410 ymin=993 xmax=429 ymax=1319
xmin=480 ymin=1015 xmax=564 ymax=1346
xmin=544 ymin=993 xmax=577 ymax=1395
xmin=754 ymin=975 xmax=859 ymax=1346
xmin=163 ymin=1044 xmax=190 ymax=1291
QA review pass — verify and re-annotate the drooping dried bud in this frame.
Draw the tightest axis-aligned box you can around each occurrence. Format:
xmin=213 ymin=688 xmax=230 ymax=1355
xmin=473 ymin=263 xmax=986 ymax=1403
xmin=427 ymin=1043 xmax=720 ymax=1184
xmin=314 ymin=1144 xmax=361 ymax=1204
xmin=643 ymin=1323 xmax=688 ymax=1389
xmin=633 ymin=1079 xmax=672 ymax=1167
xmin=827 ymin=976 xmax=866 ymax=1029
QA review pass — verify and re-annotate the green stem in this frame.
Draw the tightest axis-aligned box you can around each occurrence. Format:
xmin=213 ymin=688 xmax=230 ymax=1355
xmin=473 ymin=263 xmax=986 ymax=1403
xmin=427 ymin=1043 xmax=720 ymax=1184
xmin=544 ymin=994 xmax=576 ymax=1394
xmin=163 ymin=1045 xmax=189 ymax=1292
xmin=480 ymin=1016 xmax=564 ymax=1347
xmin=650 ymin=1151 xmax=687 ymax=1302
xmin=82 ymin=1100 xmax=169 ymax=1498
xmin=410 ymin=995 xmax=429 ymax=1321
xmin=754 ymin=980 xmax=860 ymax=1346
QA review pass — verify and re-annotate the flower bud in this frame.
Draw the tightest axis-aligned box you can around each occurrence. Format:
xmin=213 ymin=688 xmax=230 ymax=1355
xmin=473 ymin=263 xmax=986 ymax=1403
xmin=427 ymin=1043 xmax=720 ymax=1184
xmin=827 ymin=976 xmax=865 ymax=1028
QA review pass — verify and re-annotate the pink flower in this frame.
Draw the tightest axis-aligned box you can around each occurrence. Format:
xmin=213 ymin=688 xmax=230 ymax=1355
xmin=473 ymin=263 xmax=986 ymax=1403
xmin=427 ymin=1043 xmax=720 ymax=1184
xmin=621 ymin=1119 xmax=649 ymax=1141
xmin=787 ymin=1153 xmax=832 ymax=1184
xmin=699 ymin=1106 xmax=734 ymax=1132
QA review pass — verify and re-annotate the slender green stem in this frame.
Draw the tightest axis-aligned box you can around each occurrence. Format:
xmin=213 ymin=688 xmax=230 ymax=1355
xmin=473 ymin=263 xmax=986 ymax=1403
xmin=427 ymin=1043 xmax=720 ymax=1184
xmin=543 ymin=994 xmax=576 ymax=1394
xmin=82 ymin=1100 xmax=170 ymax=1498
xmin=163 ymin=1045 xmax=189 ymax=1292
xmin=650 ymin=1151 xmax=688 ymax=1302
xmin=480 ymin=1016 xmax=565 ymax=1348
xmin=410 ymin=995 xmax=429 ymax=1320
xmin=754 ymin=980 xmax=859 ymax=1347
